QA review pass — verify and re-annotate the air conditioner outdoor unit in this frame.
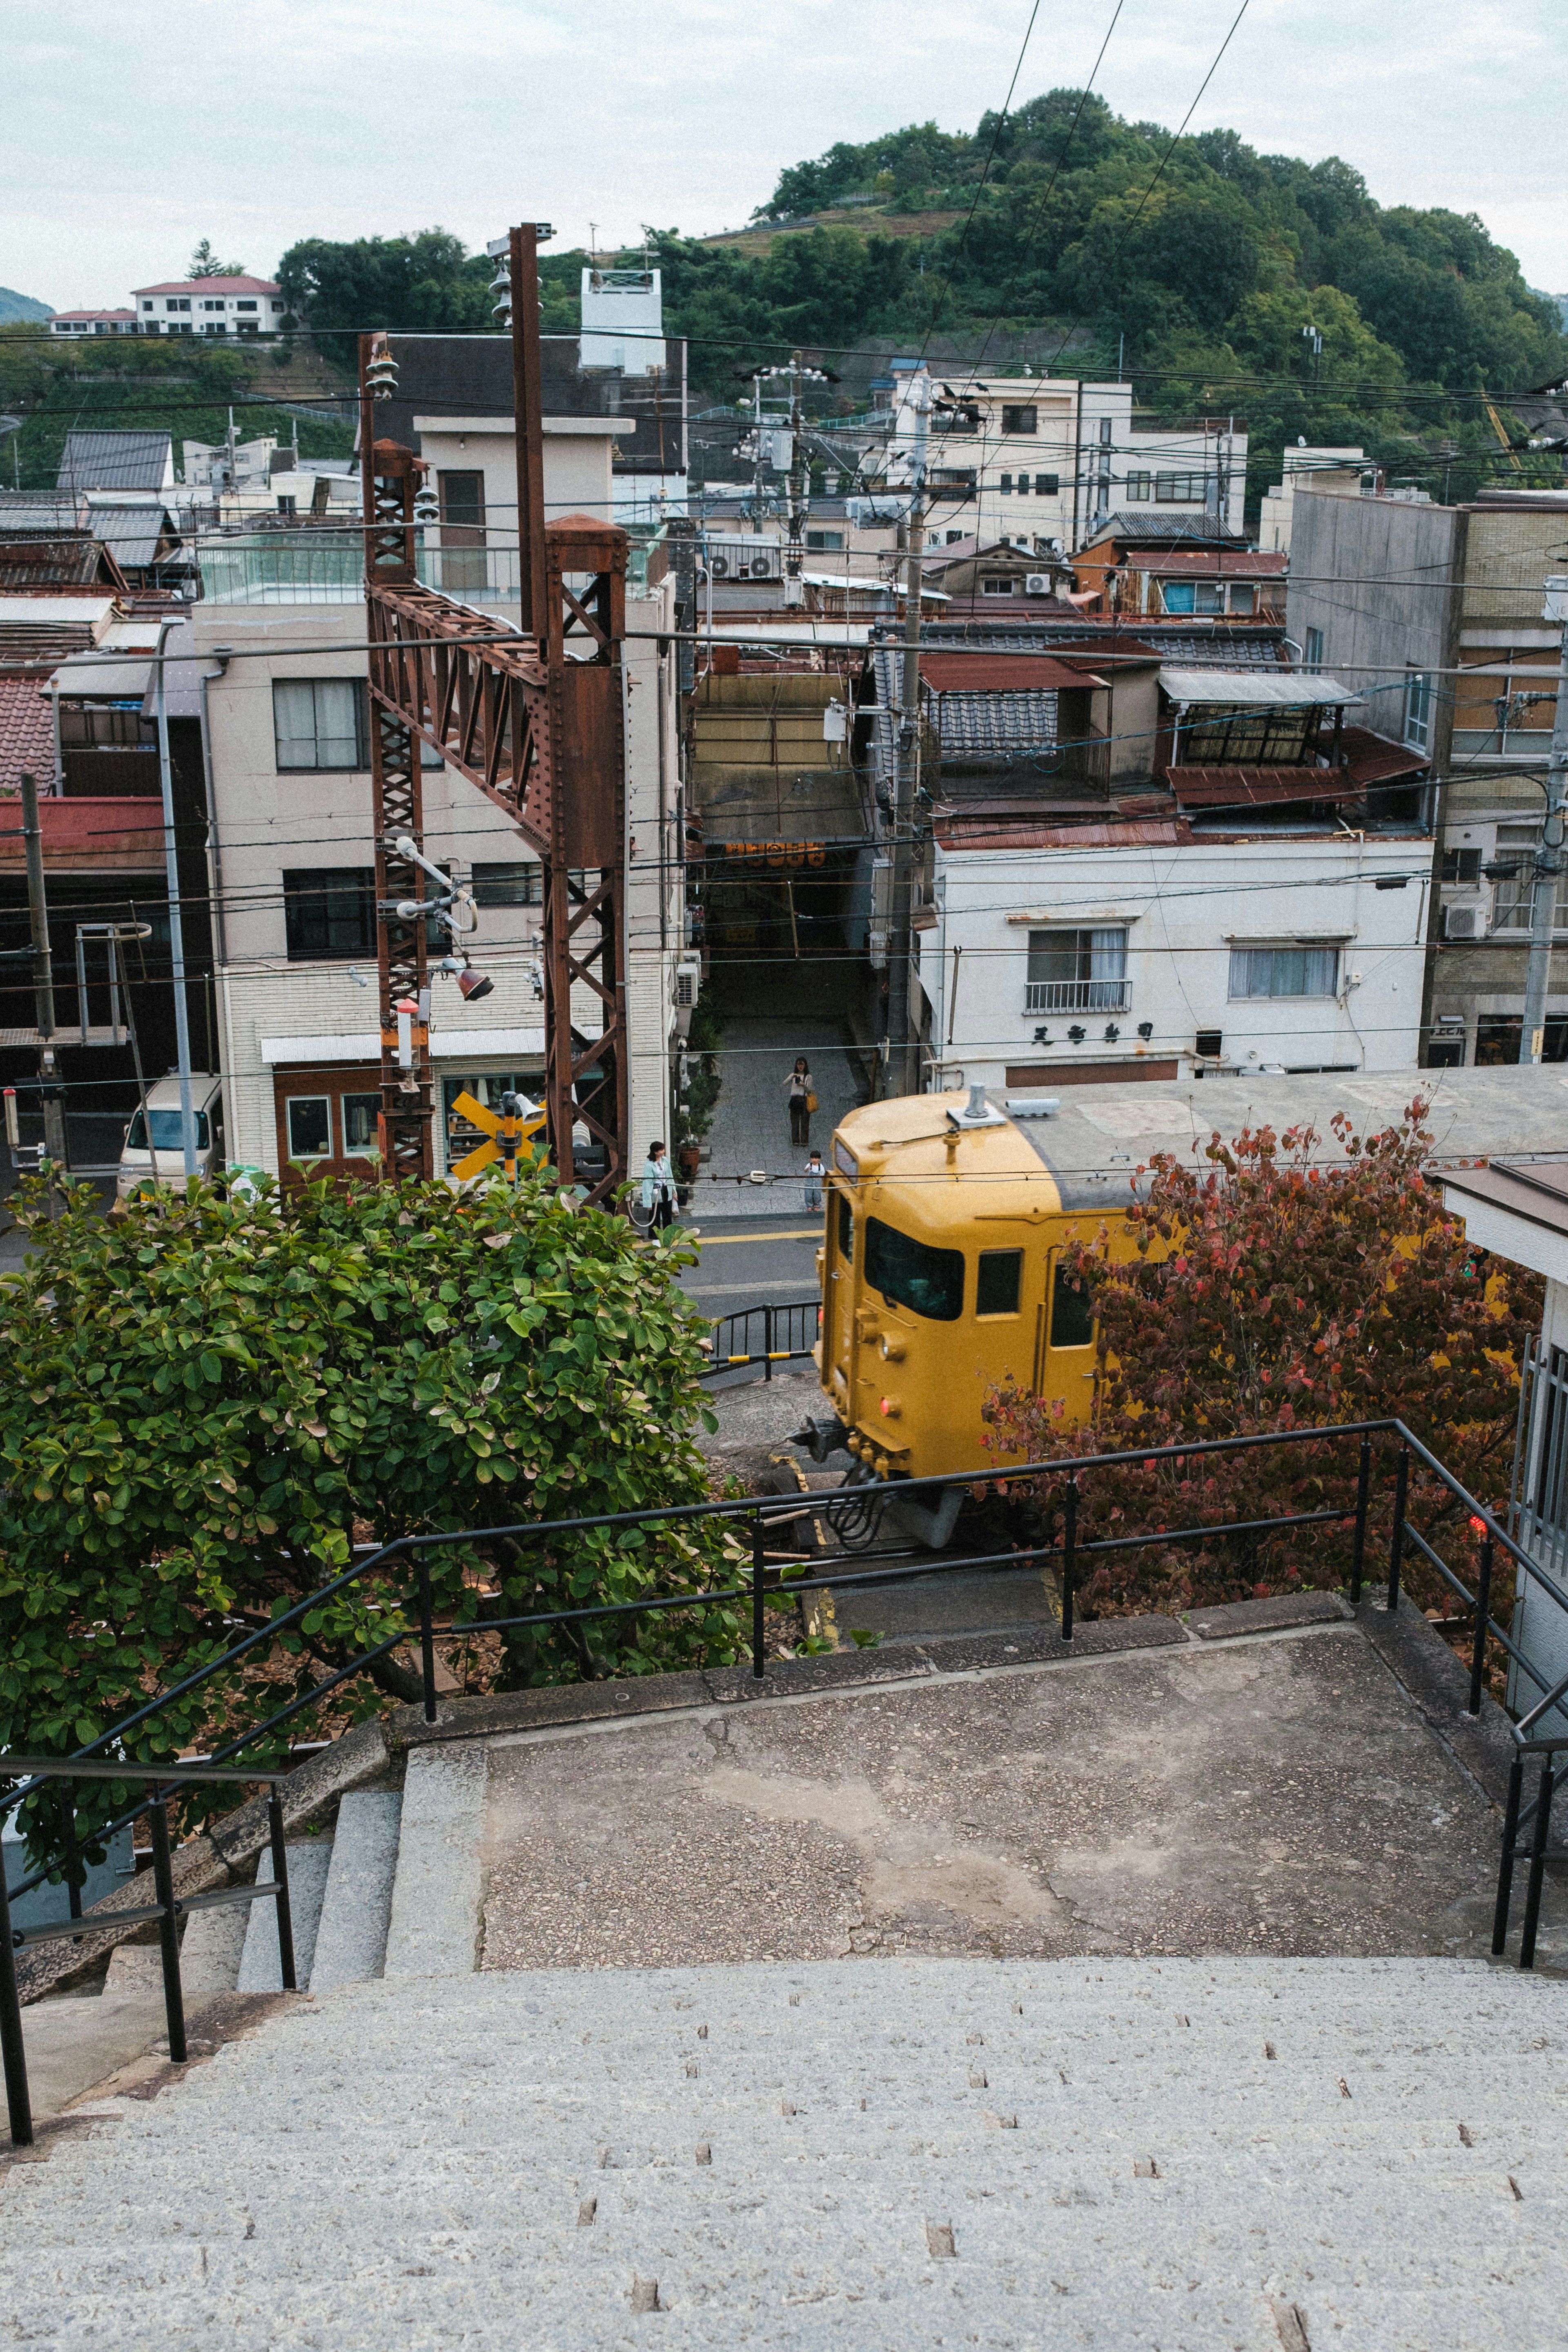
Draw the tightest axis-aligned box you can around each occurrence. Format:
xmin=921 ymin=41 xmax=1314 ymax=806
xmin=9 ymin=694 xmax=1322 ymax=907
xmin=1443 ymin=903 xmax=1483 ymax=941
xmin=674 ymin=956 xmax=703 ymax=1009
xmin=1024 ymin=572 xmax=1051 ymax=595
xmin=709 ymin=555 xmax=730 ymax=579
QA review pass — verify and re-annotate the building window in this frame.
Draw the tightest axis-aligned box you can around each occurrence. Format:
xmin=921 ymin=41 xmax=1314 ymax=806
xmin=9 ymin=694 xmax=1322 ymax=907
xmin=342 ymin=1094 xmax=382 ymax=1157
xmin=1126 ymin=471 xmax=1152 ymax=502
xmin=165 ymin=297 xmax=191 ymax=312
xmin=1229 ymin=585 xmax=1255 ymax=614
xmin=272 ymin=678 xmax=369 ymax=771
xmin=285 ymin=1095 xmax=333 ymax=1162
xmin=1033 ymin=473 xmax=1059 ymax=496
xmin=805 ymin=529 xmax=844 ymax=551
xmin=1025 ymin=927 xmax=1129 ymax=1014
xmin=1403 ymin=666 xmax=1433 ymax=749
xmin=1441 ymin=847 xmax=1482 ymax=884
xmin=236 ymin=299 xmax=257 ymax=312
xmin=1228 ymin=944 xmax=1338 ymax=999
xmin=1304 ymin=627 xmax=1324 ymax=669
xmin=1155 ymin=472 xmax=1209 ymax=503
xmin=1001 ymin=405 xmax=1038 ymax=435
xmin=202 ymin=299 xmax=226 ymax=312
xmin=141 ymin=300 xmax=154 ymax=313
xmin=471 ymin=861 xmax=543 ymax=907
xmin=999 ymin=474 xmax=1013 ymax=494
xmin=981 ymin=576 xmax=1014 ymax=595
xmin=282 ymin=869 xmax=376 ymax=961
xmin=1488 ymin=827 xmax=1568 ymax=932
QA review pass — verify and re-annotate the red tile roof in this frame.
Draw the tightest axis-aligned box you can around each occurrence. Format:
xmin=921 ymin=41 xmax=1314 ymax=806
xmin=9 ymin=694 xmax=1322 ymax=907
xmin=1166 ymin=766 xmax=1361 ymax=807
xmin=1340 ymin=725 xmax=1430 ymax=784
xmin=0 ymin=676 xmax=55 ymax=795
xmin=131 ymin=275 xmax=280 ymax=297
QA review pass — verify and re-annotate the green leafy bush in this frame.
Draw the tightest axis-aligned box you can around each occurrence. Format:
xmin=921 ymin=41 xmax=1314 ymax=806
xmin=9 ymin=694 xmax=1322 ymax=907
xmin=0 ymin=1168 xmax=742 ymax=1857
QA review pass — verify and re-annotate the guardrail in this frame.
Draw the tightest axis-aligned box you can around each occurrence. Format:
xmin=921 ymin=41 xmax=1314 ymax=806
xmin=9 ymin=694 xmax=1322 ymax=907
xmin=7 ymin=1410 xmax=1568 ymax=2156
xmin=701 ymin=1298 xmax=821 ymax=1380
xmin=0 ymin=1757 xmax=296 ymax=2149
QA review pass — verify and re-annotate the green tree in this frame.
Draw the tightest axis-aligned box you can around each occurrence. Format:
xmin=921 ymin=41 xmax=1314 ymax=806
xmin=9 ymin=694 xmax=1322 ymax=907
xmin=981 ymin=1105 xmax=1540 ymax=1624
xmin=275 ymin=229 xmax=497 ymax=350
xmin=0 ymin=1168 xmax=740 ymax=1859
xmin=188 ymin=239 xmax=246 ymax=279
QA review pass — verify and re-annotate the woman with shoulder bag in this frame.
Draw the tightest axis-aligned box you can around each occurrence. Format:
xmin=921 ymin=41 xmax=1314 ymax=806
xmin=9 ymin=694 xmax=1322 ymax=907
xmin=784 ymin=1057 xmax=816 ymax=1148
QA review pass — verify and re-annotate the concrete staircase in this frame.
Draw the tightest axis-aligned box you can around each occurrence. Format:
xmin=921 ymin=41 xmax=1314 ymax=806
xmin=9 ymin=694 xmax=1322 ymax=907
xmin=13 ymin=1955 xmax=1566 ymax=2348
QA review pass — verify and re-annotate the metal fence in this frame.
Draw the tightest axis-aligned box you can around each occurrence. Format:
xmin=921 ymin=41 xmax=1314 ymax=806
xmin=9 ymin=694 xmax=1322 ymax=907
xmin=9 ymin=1412 xmax=1568 ymax=2154
xmin=701 ymin=1298 xmax=821 ymax=1380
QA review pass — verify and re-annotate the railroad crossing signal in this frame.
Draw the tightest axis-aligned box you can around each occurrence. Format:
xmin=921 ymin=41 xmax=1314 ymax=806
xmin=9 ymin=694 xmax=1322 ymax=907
xmin=449 ymin=1090 xmax=546 ymax=1181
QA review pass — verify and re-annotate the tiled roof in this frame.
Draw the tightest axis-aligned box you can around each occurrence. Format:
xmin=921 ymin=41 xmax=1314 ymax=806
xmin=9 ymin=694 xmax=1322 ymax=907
xmin=1080 ymin=511 xmax=1243 ymax=547
xmin=0 ymin=534 xmax=109 ymax=589
xmin=920 ymin=653 xmax=1101 ymax=692
xmin=0 ymin=675 xmax=56 ymax=794
xmin=56 ymin=432 xmax=172 ymax=492
xmin=932 ymin=689 xmax=1058 ymax=758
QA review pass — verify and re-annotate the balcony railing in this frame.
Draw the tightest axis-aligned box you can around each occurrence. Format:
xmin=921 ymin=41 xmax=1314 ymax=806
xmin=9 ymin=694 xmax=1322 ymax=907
xmin=1024 ymin=978 xmax=1131 ymax=1015
xmin=196 ymin=538 xmax=523 ymax=606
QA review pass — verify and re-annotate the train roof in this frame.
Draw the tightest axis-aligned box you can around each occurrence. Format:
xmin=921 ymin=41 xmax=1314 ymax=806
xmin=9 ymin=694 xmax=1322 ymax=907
xmin=1006 ymin=1066 xmax=1568 ymax=1211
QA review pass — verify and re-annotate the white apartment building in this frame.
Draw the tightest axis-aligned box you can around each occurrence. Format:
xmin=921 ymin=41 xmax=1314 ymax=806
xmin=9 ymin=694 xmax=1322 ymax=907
xmin=1258 ymin=446 xmax=1373 ymax=554
xmin=194 ymin=425 xmax=682 ymax=1184
xmin=131 ymin=276 xmax=287 ymax=336
xmin=877 ymin=365 xmax=1247 ymax=554
xmin=922 ymin=828 xmax=1431 ymax=1096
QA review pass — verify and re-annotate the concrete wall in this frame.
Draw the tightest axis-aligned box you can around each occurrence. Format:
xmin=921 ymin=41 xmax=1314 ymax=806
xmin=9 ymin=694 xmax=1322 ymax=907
xmin=412 ymin=418 xmax=619 ymax=542
xmin=1285 ymin=490 xmax=1462 ymax=759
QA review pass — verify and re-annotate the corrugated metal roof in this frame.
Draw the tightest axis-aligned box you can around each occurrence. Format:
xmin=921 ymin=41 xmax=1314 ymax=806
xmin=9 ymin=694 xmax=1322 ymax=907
xmin=1159 ymin=668 xmax=1359 ymax=707
xmin=1341 ymin=726 xmax=1430 ymax=785
xmin=56 ymin=432 xmax=172 ymax=493
xmin=937 ymin=816 xmax=1189 ymax=852
xmin=1167 ymin=767 xmax=1361 ymax=808
xmin=0 ymin=535 xmax=106 ymax=589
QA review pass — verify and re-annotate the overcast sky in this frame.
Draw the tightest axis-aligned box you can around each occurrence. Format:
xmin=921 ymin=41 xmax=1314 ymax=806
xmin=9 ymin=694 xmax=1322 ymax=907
xmin=7 ymin=0 xmax=1566 ymax=312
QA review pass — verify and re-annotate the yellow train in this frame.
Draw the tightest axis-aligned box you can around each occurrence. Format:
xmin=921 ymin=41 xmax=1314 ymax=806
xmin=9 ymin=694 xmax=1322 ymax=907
xmin=797 ymin=1067 xmax=1568 ymax=1540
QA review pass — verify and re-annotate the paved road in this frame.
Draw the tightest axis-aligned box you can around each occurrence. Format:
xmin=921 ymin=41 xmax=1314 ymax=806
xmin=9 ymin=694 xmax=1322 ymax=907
xmin=672 ymin=1212 xmax=825 ymax=1329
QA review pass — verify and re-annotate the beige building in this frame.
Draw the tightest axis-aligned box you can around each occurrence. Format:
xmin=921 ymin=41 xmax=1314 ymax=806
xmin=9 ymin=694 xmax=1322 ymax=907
xmin=1258 ymin=447 xmax=1372 ymax=554
xmin=194 ymin=420 xmax=682 ymax=1182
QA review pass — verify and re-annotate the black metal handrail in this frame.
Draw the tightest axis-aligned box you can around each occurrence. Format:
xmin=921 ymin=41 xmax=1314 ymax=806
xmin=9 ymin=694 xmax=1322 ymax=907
xmin=6 ymin=1409 xmax=1568 ymax=2151
xmin=701 ymin=1297 xmax=821 ymax=1380
xmin=0 ymin=1758 xmax=297 ymax=2149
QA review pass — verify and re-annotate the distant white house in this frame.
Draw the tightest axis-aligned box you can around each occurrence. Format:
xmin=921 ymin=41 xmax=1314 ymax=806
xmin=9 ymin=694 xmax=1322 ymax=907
xmin=580 ymin=266 xmax=665 ymax=374
xmin=49 ymin=309 xmax=139 ymax=338
xmin=131 ymin=275 xmax=287 ymax=336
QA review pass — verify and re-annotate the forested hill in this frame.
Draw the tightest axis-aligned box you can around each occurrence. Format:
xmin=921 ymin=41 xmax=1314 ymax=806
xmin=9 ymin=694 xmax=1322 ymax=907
xmin=268 ymin=92 xmax=1568 ymax=515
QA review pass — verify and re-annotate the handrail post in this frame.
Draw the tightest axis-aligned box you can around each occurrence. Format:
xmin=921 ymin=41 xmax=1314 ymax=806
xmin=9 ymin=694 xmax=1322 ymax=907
xmin=61 ymin=1790 xmax=83 ymax=1928
xmin=416 ymin=1549 xmax=438 ymax=1725
xmin=268 ymin=1789 xmax=298 ymax=1993
xmin=1520 ymin=1755 xmax=1556 ymax=1970
xmin=751 ymin=1510 xmax=766 ymax=1680
xmin=147 ymin=1793 xmax=187 ymax=2066
xmin=1386 ymin=1440 xmax=1409 ymax=1613
xmin=0 ymin=1835 xmax=33 ymax=2148
xmin=1061 ymin=1474 xmax=1078 ymax=1643
xmin=765 ymin=1303 xmax=773 ymax=1382
xmin=1350 ymin=1433 xmax=1371 ymax=1605
xmin=1493 ymin=1751 xmax=1524 ymax=1955
xmin=1468 ymin=1529 xmax=1495 ymax=1718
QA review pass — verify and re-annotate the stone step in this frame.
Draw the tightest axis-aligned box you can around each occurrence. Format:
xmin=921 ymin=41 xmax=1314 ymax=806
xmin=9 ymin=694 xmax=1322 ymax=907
xmin=308 ymin=1790 xmax=403 ymax=1993
xmin=12 ymin=1960 xmax=1564 ymax=2350
xmin=383 ymin=1743 xmax=483 ymax=1979
xmin=235 ymin=1837 xmax=333 ymax=1992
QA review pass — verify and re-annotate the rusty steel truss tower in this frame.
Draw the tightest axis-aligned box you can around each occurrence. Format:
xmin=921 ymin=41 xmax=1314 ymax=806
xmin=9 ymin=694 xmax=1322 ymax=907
xmin=358 ymin=224 xmax=629 ymax=1204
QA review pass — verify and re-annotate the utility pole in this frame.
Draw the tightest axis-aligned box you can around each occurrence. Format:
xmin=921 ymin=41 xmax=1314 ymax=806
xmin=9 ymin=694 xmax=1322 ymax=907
xmin=19 ymin=770 xmax=68 ymax=1178
xmin=884 ymin=367 xmax=930 ymax=1099
xmin=153 ymin=621 xmax=198 ymax=1175
xmin=1519 ymin=577 xmax=1568 ymax=1063
xmin=784 ymin=349 xmax=808 ymax=604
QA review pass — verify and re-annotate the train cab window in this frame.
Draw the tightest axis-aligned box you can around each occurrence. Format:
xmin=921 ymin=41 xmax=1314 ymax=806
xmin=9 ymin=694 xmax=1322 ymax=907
xmin=976 ymin=1250 xmax=1022 ymax=1317
xmin=1049 ymin=1260 xmax=1095 ymax=1349
xmin=837 ymin=1192 xmax=853 ymax=1263
xmin=866 ymin=1217 xmax=964 ymax=1322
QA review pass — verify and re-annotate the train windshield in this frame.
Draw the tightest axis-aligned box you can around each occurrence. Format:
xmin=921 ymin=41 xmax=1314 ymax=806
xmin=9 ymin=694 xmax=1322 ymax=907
xmin=865 ymin=1217 xmax=964 ymax=1322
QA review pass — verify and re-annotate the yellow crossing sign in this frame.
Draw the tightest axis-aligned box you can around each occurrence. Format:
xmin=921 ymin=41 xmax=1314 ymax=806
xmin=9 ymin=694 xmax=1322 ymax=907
xmin=450 ymin=1090 xmax=546 ymax=1181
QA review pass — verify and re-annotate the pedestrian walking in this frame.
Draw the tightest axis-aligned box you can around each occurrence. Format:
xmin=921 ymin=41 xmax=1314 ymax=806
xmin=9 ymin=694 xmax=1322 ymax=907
xmin=639 ymin=1140 xmax=677 ymax=1235
xmin=784 ymin=1057 xmax=815 ymax=1148
xmin=803 ymin=1148 xmax=825 ymax=1214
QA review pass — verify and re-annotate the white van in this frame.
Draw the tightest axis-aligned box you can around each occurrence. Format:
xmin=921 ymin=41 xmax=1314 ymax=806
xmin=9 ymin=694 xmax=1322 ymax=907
xmin=115 ymin=1075 xmax=227 ymax=1202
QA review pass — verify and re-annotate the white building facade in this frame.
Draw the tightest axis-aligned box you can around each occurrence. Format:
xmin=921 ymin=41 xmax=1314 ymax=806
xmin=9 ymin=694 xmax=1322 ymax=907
xmin=877 ymin=366 xmax=1247 ymax=556
xmin=194 ymin=417 xmax=682 ymax=1184
xmin=922 ymin=828 xmax=1432 ymax=1095
xmin=131 ymin=275 xmax=286 ymax=336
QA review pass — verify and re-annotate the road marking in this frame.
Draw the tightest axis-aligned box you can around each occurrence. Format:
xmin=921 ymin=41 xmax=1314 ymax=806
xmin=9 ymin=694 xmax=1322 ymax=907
xmin=682 ymin=1280 xmax=817 ymax=1298
xmin=687 ymin=1228 xmax=821 ymax=1246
